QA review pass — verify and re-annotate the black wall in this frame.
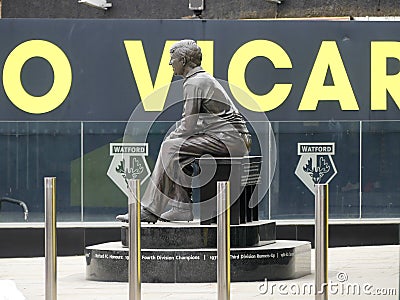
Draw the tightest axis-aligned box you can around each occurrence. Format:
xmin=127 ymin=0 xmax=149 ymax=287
xmin=2 ymin=0 xmax=400 ymax=19
xmin=0 ymin=223 xmax=398 ymax=258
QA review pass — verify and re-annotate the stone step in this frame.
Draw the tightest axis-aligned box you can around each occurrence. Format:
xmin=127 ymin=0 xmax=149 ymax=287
xmin=85 ymin=240 xmax=311 ymax=283
xmin=121 ymin=220 xmax=276 ymax=248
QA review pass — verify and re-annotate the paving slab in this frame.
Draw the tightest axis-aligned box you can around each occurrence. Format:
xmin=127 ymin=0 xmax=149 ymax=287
xmin=0 ymin=245 xmax=398 ymax=300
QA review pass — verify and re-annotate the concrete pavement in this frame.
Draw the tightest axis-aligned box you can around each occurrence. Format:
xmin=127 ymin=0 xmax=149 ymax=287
xmin=0 ymin=245 xmax=398 ymax=300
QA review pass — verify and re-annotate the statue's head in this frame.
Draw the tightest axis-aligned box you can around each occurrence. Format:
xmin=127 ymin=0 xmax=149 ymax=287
xmin=169 ymin=39 xmax=202 ymax=76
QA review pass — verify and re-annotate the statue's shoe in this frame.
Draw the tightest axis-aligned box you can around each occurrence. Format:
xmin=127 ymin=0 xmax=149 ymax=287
xmin=140 ymin=209 xmax=159 ymax=224
xmin=116 ymin=213 xmax=129 ymax=222
xmin=115 ymin=209 xmax=159 ymax=224
xmin=160 ymin=207 xmax=194 ymax=222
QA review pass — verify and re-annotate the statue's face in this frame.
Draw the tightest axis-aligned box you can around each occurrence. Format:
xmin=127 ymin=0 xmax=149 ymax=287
xmin=169 ymin=51 xmax=185 ymax=76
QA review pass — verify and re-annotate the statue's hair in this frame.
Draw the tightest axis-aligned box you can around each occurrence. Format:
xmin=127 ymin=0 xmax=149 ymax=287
xmin=170 ymin=39 xmax=202 ymax=67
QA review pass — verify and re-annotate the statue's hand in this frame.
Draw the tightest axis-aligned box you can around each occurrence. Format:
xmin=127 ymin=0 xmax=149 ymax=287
xmin=166 ymin=132 xmax=178 ymax=140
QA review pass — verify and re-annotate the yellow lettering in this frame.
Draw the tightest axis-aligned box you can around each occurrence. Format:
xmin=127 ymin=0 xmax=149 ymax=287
xmin=299 ymin=41 xmax=358 ymax=110
xmin=124 ymin=40 xmax=214 ymax=112
xmin=197 ymin=41 xmax=214 ymax=75
xmin=2 ymin=40 xmax=72 ymax=114
xmin=228 ymin=40 xmax=292 ymax=112
xmin=124 ymin=40 xmax=176 ymax=111
xmin=371 ymin=41 xmax=400 ymax=110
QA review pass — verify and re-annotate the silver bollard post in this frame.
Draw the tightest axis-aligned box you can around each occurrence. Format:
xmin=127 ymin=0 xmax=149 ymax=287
xmin=45 ymin=177 xmax=57 ymax=300
xmin=217 ymin=181 xmax=230 ymax=300
xmin=128 ymin=179 xmax=141 ymax=300
xmin=315 ymin=184 xmax=329 ymax=300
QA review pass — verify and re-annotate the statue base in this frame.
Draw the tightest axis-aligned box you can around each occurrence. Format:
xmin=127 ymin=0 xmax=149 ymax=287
xmin=120 ymin=220 xmax=276 ymax=248
xmin=85 ymin=240 xmax=311 ymax=282
xmin=85 ymin=221 xmax=311 ymax=283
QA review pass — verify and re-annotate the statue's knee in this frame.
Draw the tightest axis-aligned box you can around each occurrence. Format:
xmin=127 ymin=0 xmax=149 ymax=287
xmin=160 ymin=139 xmax=175 ymax=152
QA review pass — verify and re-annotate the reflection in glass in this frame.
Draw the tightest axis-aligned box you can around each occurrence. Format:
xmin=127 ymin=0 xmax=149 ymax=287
xmin=0 ymin=122 xmax=81 ymax=222
xmin=362 ymin=122 xmax=400 ymax=218
xmin=82 ymin=122 xmax=126 ymax=221
xmin=0 ymin=120 xmax=399 ymax=224
xmin=270 ymin=121 xmax=360 ymax=219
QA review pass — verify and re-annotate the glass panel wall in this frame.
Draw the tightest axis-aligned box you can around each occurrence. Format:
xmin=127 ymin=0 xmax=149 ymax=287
xmin=82 ymin=121 xmax=175 ymax=222
xmin=82 ymin=122 xmax=126 ymax=221
xmin=0 ymin=122 xmax=81 ymax=222
xmin=270 ymin=121 xmax=361 ymax=219
xmin=0 ymin=120 xmax=399 ymax=223
xmin=362 ymin=121 xmax=400 ymax=218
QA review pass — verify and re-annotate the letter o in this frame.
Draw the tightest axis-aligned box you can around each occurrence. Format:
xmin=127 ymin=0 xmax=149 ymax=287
xmin=228 ymin=40 xmax=292 ymax=112
xmin=3 ymin=40 xmax=72 ymax=114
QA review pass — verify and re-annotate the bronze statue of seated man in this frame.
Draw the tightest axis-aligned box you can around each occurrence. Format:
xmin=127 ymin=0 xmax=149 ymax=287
xmin=116 ymin=39 xmax=251 ymax=223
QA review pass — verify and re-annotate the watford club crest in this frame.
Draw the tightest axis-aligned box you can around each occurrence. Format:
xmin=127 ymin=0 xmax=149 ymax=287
xmin=295 ymin=143 xmax=337 ymax=195
xmin=115 ymin=157 xmax=144 ymax=188
xmin=107 ymin=143 xmax=150 ymax=197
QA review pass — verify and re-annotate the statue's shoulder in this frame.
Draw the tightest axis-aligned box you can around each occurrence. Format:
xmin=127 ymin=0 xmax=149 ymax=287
xmin=187 ymin=70 xmax=214 ymax=84
xmin=184 ymin=69 xmax=219 ymax=92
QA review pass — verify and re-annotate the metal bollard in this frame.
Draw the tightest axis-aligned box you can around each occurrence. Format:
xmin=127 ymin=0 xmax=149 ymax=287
xmin=45 ymin=177 xmax=57 ymax=300
xmin=128 ymin=179 xmax=141 ymax=300
xmin=315 ymin=184 xmax=329 ymax=300
xmin=217 ymin=181 xmax=230 ymax=300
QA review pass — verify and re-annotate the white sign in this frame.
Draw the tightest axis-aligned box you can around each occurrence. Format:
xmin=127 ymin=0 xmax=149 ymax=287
xmin=295 ymin=142 xmax=337 ymax=194
xmin=107 ymin=143 xmax=150 ymax=197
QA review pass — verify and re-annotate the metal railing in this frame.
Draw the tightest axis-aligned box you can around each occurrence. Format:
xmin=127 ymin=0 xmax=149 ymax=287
xmin=128 ymin=179 xmax=141 ymax=300
xmin=45 ymin=177 xmax=57 ymax=300
xmin=0 ymin=197 xmax=29 ymax=221
xmin=315 ymin=184 xmax=329 ymax=300
xmin=42 ymin=177 xmax=232 ymax=299
xmin=217 ymin=181 xmax=230 ymax=300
